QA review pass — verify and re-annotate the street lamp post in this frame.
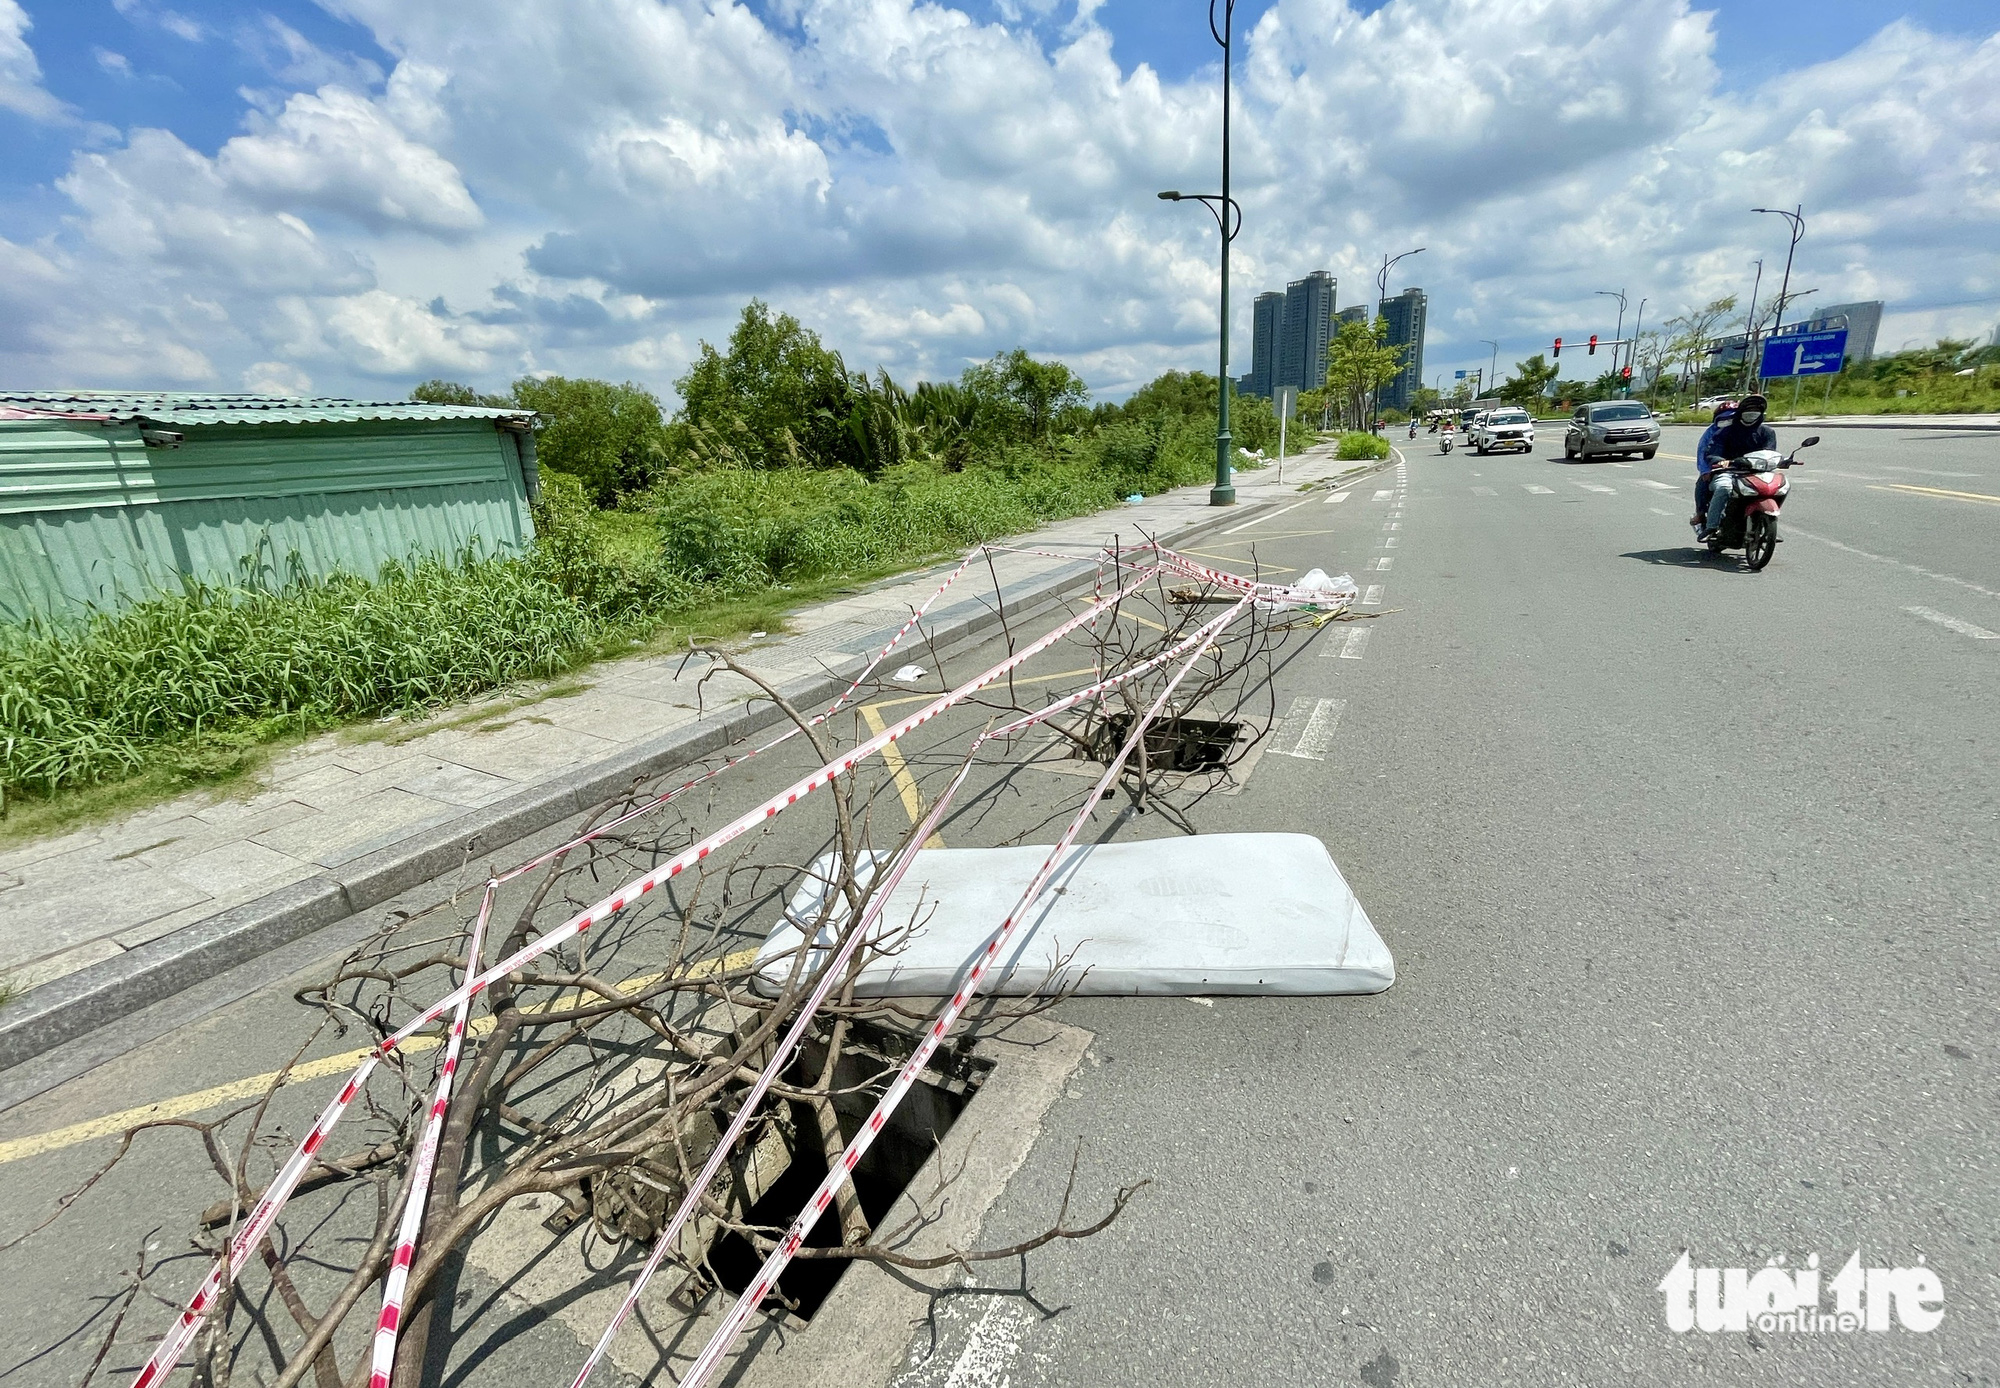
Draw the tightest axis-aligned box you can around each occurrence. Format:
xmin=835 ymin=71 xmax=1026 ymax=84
xmin=1752 ymin=205 xmax=1805 ymax=395
xmin=1628 ymin=297 xmax=1647 ymax=396
xmin=1480 ymin=339 xmax=1499 ymax=397
xmin=1158 ymin=189 xmax=1240 ymax=500
xmin=1153 ymin=0 xmax=1247 ymax=505
xmin=1595 ymin=289 xmax=1627 ymax=383
xmin=1740 ymin=257 xmax=1764 ymax=394
xmin=1373 ymin=247 xmax=1424 ymax=421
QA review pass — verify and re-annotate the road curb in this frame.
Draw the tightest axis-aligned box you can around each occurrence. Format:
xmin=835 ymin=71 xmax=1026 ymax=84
xmin=0 ymin=466 xmax=1381 ymax=1071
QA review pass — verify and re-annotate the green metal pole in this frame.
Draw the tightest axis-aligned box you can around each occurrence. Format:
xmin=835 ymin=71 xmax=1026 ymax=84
xmin=1211 ymin=4 xmax=1235 ymax=505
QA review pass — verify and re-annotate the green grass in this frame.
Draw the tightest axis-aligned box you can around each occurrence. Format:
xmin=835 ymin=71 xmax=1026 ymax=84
xmin=1335 ymin=431 xmax=1392 ymax=460
xmin=0 ymin=419 xmax=1250 ymax=839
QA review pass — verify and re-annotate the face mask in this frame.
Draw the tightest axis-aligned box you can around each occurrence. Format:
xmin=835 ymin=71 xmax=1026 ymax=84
xmin=1739 ymin=410 xmax=1764 ymax=425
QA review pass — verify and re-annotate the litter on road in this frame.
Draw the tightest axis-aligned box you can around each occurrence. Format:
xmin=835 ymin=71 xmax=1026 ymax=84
xmin=756 ymin=834 xmax=1394 ymax=998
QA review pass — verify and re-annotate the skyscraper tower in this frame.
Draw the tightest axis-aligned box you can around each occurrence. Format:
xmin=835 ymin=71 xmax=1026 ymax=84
xmin=1378 ymin=287 xmax=1427 ymax=411
xmin=1278 ymin=271 xmax=1337 ymax=393
xmin=1247 ymin=291 xmax=1284 ymax=398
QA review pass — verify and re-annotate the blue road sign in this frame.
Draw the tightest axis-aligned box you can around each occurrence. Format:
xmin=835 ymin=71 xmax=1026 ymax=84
xmin=1759 ymin=328 xmax=1848 ymax=378
xmin=1454 ymin=369 xmax=1468 ymax=379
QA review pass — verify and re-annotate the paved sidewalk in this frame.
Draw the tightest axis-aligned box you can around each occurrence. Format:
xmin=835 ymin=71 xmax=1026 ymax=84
xmin=0 ymin=447 xmax=1360 ymax=999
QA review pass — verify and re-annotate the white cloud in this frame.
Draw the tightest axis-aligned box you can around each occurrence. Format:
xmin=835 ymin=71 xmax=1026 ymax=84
xmin=1 ymin=0 xmax=69 ymax=121
xmin=110 ymin=0 xmax=205 ymax=44
xmin=6 ymin=0 xmax=1998 ymax=398
xmin=219 ymin=86 xmax=483 ymax=233
xmin=242 ymin=360 xmax=314 ymax=395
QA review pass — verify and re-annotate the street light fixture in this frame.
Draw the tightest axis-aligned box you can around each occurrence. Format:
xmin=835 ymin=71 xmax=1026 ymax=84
xmin=1594 ymin=289 xmax=1627 ymax=381
xmin=1480 ymin=339 xmax=1499 ymax=397
xmin=1155 ymin=0 xmax=1244 ymax=505
xmin=1628 ymin=298 xmax=1647 ymax=396
xmin=1371 ymin=247 xmax=1424 ymax=420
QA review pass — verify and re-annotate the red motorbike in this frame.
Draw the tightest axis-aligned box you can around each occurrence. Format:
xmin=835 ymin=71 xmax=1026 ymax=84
xmin=1699 ymin=435 xmax=1818 ymax=571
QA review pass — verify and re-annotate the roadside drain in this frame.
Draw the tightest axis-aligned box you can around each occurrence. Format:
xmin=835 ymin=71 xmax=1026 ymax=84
xmin=708 ymin=1019 xmax=992 ymax=1319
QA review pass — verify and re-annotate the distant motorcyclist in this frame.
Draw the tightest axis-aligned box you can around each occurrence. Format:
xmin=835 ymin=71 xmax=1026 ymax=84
xmin=1701 ymin=394 xmax=1778 ymax=538
xmin=1692 ymin=403 xmax=1735 ymax=529
xmin=1408 ymin=420 xmax=1418 ymax=438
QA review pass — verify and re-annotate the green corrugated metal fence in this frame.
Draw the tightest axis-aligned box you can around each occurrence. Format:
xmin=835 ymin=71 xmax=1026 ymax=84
xmin=0 ymin=417 xmax=537 ymax=624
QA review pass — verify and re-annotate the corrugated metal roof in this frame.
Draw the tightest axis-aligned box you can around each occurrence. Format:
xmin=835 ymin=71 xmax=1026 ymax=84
xmin=0 ymin=391 xmax=534 ymax=427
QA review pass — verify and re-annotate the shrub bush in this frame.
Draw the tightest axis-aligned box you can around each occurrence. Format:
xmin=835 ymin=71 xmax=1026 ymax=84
xmin=1336 ymin=431 xmax=1393 ymax=460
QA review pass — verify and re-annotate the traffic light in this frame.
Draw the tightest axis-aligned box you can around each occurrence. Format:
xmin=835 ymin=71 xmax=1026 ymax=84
xmin=1621 ymin=365 xmax=1632 ymax=382
xmin=1588 ymin=334 xmax=1598 ymax=356
xmin=1553 ymin=337 xmax=1562 ymax=358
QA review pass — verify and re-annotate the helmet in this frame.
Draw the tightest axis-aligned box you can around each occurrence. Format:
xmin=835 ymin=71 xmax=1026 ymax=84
xmin=1738 ymin=393 xmax=1768 ymax=413
xmin=1711 ymin=404 xmax=1734 ymax=423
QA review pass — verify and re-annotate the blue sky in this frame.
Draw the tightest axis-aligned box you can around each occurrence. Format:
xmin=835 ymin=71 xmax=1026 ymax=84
xmin=2 ymin=0 xmax=1996 ymax=397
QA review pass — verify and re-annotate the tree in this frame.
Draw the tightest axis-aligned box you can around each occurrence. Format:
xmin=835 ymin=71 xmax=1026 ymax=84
xmin=510 ymin=376 xmax=668 ymax=505
xmin=409 ymin=379 xmax=509 ymax=407
xmin=1324 ymin=317 xmax=1405 ymax=428
xmin=1497 ymin=352 xmax=1560 ymax=407
xmin=1662 ymin=296 xmax=1738 ymax=399
xmin=961 ymin=349 xmax=1090 ymax=446
xmin=675 ymin=300 xmax=861 ymax=469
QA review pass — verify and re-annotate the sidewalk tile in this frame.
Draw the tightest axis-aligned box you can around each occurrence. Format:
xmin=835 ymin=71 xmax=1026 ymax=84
xmin=159 ymin=840 xmax=314 ymax=898
xmin=251 ymin=788 xmax=462 ymax=868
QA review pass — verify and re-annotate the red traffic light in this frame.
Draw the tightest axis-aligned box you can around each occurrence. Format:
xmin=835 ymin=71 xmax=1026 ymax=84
xmin=1588 ymin=334 xmax=1598 ymax=355
xmin=1553 ymin=337 xmax=1563 ymax=358
xmin=1621 ymin=365 xmax=1633 ymax=381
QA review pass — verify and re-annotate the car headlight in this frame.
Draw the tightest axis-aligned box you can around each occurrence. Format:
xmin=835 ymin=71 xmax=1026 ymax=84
xmin=1588 ymin=425 xmax=1606 ymax=437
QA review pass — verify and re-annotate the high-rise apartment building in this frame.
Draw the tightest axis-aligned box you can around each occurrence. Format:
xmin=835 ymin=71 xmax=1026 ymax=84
xmin=1247 ymin=292 xmax=1284 ymax=398
xmin=1378 ymin=287 xmax=1427 ymax=412
xmin=1336 ymin=305 xmax=1368 ymax=328
xmin=1278 ymin=271 xmax=1338 ymax=393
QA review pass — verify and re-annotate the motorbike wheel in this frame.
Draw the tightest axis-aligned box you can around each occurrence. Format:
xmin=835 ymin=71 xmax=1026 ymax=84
xmin=1744 ymin=514 xmax=1777 ymax=571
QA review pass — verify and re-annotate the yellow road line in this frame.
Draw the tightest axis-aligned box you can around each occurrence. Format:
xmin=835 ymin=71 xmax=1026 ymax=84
xmin=0 ymin=948 xmax=762 ymax=1168
xmin=1871 ymin=483 xmax=2000 ymax=506
xmin=861 ymin=703 xmax=945 ymax=847
xmin=860 ymin=667 xmax=1103 ymax=715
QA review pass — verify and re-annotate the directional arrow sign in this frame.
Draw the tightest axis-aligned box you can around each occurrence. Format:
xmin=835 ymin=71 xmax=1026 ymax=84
xmin=1759 ymin=328 xmax=1848 ymax=379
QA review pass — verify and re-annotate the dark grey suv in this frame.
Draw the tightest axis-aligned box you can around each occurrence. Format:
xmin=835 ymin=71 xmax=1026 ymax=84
xmin=1563 ymin=401 xmax=1661 ymax=460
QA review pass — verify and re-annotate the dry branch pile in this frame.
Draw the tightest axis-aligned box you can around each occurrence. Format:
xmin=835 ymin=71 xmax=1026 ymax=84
xmin=15 ymin=539 xmax=1348 ymax=1388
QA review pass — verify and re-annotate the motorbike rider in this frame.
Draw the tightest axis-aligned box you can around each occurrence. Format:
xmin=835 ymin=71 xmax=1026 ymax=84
xmin=1692 ymin=402 xmax=1736 ymax=529
xmin=1701 ymin=393 xmax=1778 ymax=538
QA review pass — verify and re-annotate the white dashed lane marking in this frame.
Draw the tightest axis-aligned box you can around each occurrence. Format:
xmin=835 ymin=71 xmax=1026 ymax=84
xmin=1472 ymin=486 xmax=1497 ymax=496
xmin=1324 ymin=491 xmax=1349 ymax=504
xmin=1374 ymin=489 xmax=1395 ymax=500
xmin=1633 ymin=479 xmax=1677 ymax=491
xmin=1905 ymin=606 xmax=1999 ymax=641
xmin=1367 ymin=556 xmax=1394 ymax=571
xmin=1523 ymin=485 xmax=1554 ymax=494
xmin=1271 ymin=696 xmax=1347 ymax=761
xmin=1321 ymin=625 xmax=1372 ymax=660
xmin=1571 ymin=481 xmax=1616 ymax=494
xmin=1360 ymin=584 xmax=1384 ymax=605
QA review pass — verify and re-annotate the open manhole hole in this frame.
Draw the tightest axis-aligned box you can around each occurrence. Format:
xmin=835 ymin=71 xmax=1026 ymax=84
xmin=1092 ymin=712 xmax=1243 ymax=771
xmin=547 ymin=1017 xmax=990 ymax=1322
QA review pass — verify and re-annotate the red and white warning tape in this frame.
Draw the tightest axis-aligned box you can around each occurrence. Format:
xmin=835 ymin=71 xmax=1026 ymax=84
xmin=671 ymin=594 xmax=1252 ymax=1388
xmin=565 ymin=593 xmax=1258 ymax=1388
xmin=366 ymin=887 xmax=492 ymax=1387
xmin=490 ymin=547 xmax=986 ymax=891
xmin=132 ymin=542 xmax=1323 ymax=1388
xmin=129 ymin=563 xmax=1161 ymax=1388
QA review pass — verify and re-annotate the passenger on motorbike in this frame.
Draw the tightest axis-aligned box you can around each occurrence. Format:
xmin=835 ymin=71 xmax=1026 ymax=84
xmin=1692 ymin=403 xmax=1736 ymax=528
xmin=1701 ymin=394 xmax=1777 ymax=538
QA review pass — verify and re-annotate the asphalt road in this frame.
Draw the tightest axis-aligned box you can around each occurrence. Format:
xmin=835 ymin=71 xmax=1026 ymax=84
xmin=1 ymin=422 xmax=1993 ymax=1387
xmin=897 ymin=422 xmax=1999 ymax=1387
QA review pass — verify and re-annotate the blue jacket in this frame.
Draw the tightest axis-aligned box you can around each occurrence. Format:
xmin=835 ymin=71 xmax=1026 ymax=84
xmin=1696 ymin=412 xmax=1736 ymax=473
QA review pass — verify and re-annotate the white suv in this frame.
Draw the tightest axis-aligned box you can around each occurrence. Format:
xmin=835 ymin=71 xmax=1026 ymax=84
xmin=1471 ymin=407 xmax=1535 ymax=454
